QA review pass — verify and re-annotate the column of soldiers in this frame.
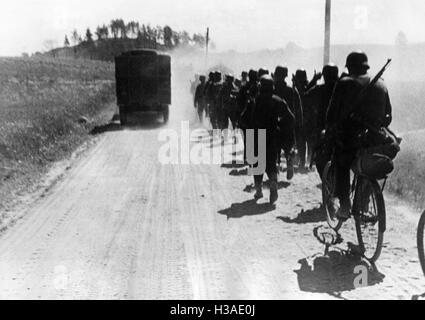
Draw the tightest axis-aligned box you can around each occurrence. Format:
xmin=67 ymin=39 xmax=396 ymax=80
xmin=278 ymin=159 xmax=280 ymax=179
xmin=194 ymin=65 xmax=336 ymax=204
xmin=193 ymin=51 xmax=392 ymax=214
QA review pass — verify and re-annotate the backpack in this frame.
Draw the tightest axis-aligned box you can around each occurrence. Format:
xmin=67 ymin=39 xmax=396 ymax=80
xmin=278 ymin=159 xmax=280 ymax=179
xmin=352 ymin=152 xmax=394 ymax=180
xmin=352 ymin=127 xmax=402 ymax=180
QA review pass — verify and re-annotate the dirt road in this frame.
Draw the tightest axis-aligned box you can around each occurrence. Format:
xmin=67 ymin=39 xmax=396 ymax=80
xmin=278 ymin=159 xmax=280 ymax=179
xmin=0 ymin=89 xmax=424 ymax=300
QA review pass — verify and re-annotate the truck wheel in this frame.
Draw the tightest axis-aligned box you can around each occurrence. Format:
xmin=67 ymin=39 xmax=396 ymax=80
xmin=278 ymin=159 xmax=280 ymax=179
xmin=163 ymin=105 xmax=169 ymax=123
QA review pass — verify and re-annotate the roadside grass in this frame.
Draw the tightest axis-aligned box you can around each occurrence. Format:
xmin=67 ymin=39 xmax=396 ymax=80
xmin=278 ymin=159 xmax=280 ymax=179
xmin=0 ymin=57 xmax=116 ymax=213
xmin=387 ymin=130 xmax=425 ymax=209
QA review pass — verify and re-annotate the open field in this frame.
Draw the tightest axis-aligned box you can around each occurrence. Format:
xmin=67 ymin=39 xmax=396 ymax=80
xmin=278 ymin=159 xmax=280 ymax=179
xmin=0 ymin=57 xmax=115 ymax=214
xmin=387 ymin=129 xmax=425 ymax=209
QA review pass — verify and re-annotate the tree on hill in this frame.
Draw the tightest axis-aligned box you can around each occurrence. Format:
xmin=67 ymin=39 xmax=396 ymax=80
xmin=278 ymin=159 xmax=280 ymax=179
xmin=155 ymin=25 xmax=163 ymax=44
xmin=146 ymin=24 xmax=154 ymax=41
xmin=180 ymin=31 xmax=191 ymax=46
xmin=163 ymin=26 xmax=173 ymax=49
xmin=95 ymin=25 xmax=109 ymax=41
xmin=71 ymin=30 xmax=80 ymax=45
xmin=192 ymin=33 xmax=206 ymax=48
xmin=110 ymin=19 xmax=120 ymax=38
xmin=172 ymin=31 xmax=180 ymax=47
xmin=48 ymin=19 xmax=212 ymax=60
xmin=115 ymin=19 xmax=127 ymax=38
xmin=126 ymin=21 xmax=139 ymax=39
xmin=85 ymin=28 xmax=94 ymax=44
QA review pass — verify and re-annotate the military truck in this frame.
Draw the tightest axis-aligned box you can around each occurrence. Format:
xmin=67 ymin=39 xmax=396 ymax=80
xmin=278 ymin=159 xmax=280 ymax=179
xmin=115 ymin=49 xmax=171 ymax=125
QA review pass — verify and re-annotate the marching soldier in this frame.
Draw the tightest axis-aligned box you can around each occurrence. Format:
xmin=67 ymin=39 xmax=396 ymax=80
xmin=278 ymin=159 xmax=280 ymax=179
xmin=251 ymin=75 xmax=295 ymax=204
xmin=207 ymin=71 xmax=223 ymax=130
xmin=218 ymin=74 xmax=238 ymax=131
xmin=241 ymin=71 xmax=248 ymax=87
xmin=273 ymin=66 xmax=302 ymax=180
xmin=194 ymin=75 xmax=207 ymax=123
xmin=238 ymin=69 xmax=259 ymax=164
xmin=304 ymin=63 xmax=339 ymax=177
xmin=293 ymin=69 xmax=323 ymax=169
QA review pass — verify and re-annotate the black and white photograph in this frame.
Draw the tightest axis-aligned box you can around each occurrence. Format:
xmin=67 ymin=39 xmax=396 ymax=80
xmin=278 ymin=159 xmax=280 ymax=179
xmin=0 ymin=0 xmax=425 ymax=303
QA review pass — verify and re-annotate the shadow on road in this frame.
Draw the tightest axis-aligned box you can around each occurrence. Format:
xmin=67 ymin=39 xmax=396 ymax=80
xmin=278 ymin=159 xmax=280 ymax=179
xmin=218 ymin=199 xmax=275 ymax=219
xmin=294 ymin=249 xmax=385 ymax=297
xmin=221 ymin=162 xmax=246 ymax=169
xmin=277 ymin=206 xmax=326 ymax=224
xmin=243 ymin=181 xmax=290 ymax=193
xmin=230 ymin=168 xmax=248 ymax=176
xmin=91 ymin=114 xmax=166 ymax=135
xmin=90 ymin=122 xmax=122 ymax=135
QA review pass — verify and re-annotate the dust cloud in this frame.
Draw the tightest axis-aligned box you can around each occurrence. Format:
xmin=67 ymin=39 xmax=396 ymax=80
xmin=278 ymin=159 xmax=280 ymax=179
xmin=169 ymin=42 xmax=425 ymax=134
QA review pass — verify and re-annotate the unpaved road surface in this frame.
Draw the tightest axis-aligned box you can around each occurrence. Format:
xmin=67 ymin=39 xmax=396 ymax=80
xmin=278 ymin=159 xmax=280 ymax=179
xmin=0 ymin=89 xmax=424 ymax=300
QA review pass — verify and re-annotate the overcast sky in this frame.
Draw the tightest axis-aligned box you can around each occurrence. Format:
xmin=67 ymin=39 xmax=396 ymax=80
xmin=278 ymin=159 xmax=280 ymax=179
xmin=1 ymin=0 xmax=425 ymax=56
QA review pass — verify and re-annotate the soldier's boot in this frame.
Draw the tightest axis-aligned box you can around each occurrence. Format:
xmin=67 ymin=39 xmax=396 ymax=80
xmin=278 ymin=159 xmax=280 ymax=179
xmin=269 ymin=175 xmax=278 ymax=205
xmin=254 ymin=183 xmax=263 ymax=200
xmin=286 ymin=153 xmax=295 ymax=181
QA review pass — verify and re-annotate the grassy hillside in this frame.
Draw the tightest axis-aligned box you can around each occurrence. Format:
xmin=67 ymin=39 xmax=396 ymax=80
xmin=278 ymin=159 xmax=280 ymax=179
xmin=0 ymin=57 xmax=116 ymax=212
xmin=48 ymin=38 xmax=165 ymax=62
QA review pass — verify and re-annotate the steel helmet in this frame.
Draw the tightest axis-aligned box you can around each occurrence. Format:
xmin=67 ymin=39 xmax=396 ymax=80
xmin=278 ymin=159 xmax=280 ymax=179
xmin=322 ymin=63 xmax=339 ymax=83
xmin=259 ymin=75 xmax=274 ymax=95
xmin=258 ymin=68 xmax=270 ymax=78
xmin=225 ymin=74 xmax=235 ymax=82
xmin=346 ymin=51 xmax=370 ymax=70
xmin=274 ymin=66 xmax=289 ymax=80
xmin=295 ymin=69 xmax=308 ymax=82
xmin=248 ymin=69 xmax=258 ymax=82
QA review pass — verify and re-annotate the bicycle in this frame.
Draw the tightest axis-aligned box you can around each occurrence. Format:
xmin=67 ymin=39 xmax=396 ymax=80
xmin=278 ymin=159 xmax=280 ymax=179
xmin=417 ymin=210 xmax=425 ymax=277
xmin=322 ymin=155 xmax=386 ymax=263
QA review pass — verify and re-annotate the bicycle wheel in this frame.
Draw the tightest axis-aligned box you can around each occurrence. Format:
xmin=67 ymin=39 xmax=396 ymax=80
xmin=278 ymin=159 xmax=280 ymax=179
xmin=417 ymin=211 xmax=425 ymax=277
xmin=355 ymin=178 xmax=385 ymax=263
xmin=322 ymin=161 xmax=343 ymax=231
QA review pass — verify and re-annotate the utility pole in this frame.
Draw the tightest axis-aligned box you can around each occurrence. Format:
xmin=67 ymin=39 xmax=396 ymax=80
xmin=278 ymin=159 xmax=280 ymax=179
xmin=324 ymin=0 xmax=331 ymax=65
xmin=205 ymin=27 xmax=210 ymax=69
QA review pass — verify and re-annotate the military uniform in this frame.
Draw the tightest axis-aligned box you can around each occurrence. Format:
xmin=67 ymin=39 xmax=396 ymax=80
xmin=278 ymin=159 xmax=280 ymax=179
xmin=207 ymin=72 xmax=223 ymax=129
xmin=293 ymin=70 xmax=313 ymax=169
xmin=218 ymin=75 xmax=238 ymax=130
xmin=304 ymin=64 xmax=339 ymax=177
xmin=251 ymin=75 xmax=294 ymax=204
xmin=273 ymin=66 xmax=302 ymax=179
xmin=237 ymin=70 xmax=259 ymax=163
xmin=274 ymin=81 xmax=301 ymax=154
xmin=194 ymin=76 xmax=207 ymax=123
xmin=327 ymin=51 xmax=392 ymax=218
